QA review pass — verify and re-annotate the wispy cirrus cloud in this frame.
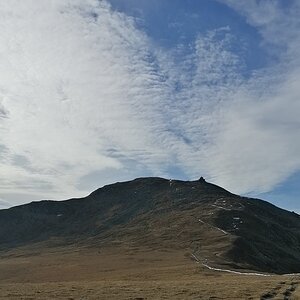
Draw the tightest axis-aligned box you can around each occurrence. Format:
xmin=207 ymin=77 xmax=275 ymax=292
xmin=0 ymin=0 xmax=244 ymax=202
xmin=205 ymin=0 xmax=300 ymax=194
xmin=0 ymin=0 xmax=299 ymax=207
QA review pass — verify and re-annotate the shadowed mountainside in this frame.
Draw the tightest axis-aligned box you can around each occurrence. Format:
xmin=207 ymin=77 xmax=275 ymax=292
xmin=0 ymin=177 xmax=300 ymax=274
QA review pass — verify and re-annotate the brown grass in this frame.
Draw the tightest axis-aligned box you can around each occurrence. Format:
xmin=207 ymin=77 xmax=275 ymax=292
xmin=0 ymin=245 xmax=299 ymax=299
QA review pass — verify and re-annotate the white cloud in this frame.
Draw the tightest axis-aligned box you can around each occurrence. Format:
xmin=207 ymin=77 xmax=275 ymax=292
xmin=0 ymin=0 xmax=196 ymax=200
xmin=206 ymin=0 xmax=300 ymax=194
xmin=0 ymin=198 xmax=11 ymax=209
xmin=219 ymin=0 xmax=300 ymax=57
xmin=0 ymin=0 xmax=162 ymax=199
xmin=0 ymin=0 xmax=300 ymax=205
xmin=204 ymin=73 xmax=300 ymax=193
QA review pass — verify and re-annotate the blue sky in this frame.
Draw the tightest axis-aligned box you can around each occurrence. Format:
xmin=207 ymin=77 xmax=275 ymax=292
xmin=109 ymin=0 xmax=269 ymax=72
xmin=0 ymin=0 xmax=299 ymax=212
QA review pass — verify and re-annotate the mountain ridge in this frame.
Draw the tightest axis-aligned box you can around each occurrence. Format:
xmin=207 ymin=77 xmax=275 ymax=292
xmin=0 ymin=177 xmax=300 ymax=274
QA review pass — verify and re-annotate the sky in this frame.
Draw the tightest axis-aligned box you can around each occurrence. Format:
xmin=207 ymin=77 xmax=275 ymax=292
xmin=0 ymin=0 xmax=299 ymax=212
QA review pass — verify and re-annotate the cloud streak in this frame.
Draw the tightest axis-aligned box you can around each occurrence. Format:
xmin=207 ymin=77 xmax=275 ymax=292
xmin=0 ymin=0 xmax=299 ymax=205
xmin=207 ymin=0 xmax=300 ymax=194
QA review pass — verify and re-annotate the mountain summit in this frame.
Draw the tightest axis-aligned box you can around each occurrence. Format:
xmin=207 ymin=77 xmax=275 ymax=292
xmin=1 ymin=177 xmax=300 ymax=274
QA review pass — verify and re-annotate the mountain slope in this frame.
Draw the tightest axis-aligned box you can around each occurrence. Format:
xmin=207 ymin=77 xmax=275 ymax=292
xmin=0 ymin=177 xmax=300 ymax=274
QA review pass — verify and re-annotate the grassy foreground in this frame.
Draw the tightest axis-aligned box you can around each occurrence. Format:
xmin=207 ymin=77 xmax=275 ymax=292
xmin=0 ymin=245 xmax=299 ymax=299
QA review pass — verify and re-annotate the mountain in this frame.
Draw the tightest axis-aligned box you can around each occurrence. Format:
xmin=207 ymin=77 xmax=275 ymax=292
xmin=0 ymin=177 xmax=300 ymax=274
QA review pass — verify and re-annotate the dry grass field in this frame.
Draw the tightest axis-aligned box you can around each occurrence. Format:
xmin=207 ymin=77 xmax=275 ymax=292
xmin=0 ymin=245 xmax=299 ymax=299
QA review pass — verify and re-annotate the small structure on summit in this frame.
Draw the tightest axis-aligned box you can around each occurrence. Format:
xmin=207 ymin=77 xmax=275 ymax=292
xmin=199 ymin=176 xmax=206 ymax=183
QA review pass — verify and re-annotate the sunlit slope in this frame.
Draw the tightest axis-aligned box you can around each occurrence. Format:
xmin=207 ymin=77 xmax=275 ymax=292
xmin=0 ymin=177 xmax=300 ymax=273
